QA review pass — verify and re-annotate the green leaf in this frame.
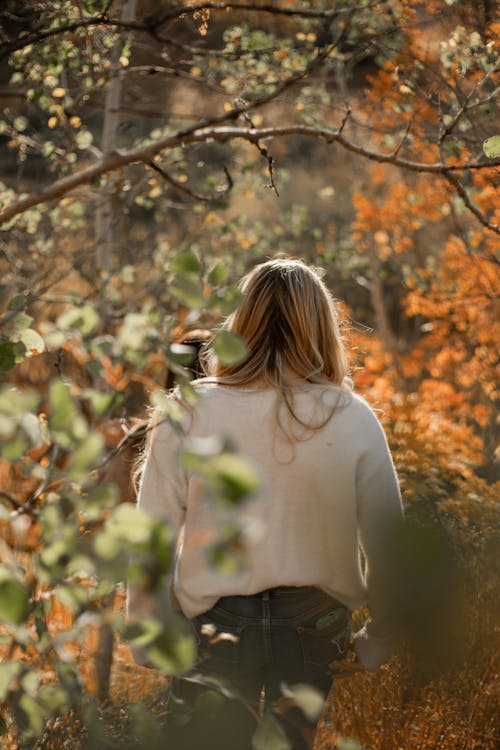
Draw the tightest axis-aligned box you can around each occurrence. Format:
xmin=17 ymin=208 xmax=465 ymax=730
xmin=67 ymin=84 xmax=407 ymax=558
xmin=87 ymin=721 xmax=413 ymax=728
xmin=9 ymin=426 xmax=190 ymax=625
xmin=211 ymin=452 xmax=260 ymax=504
xmin=212 ymin=331 xmax=248 ymax=366
xmin=81 ymin=484 xmax=117 ymax=520
xmin=0 ymin=661 xmax=23 ymax=700
xmin=7 ymin=294 xmax=28 ymax=312
xmin=81 ymin=388 xmax=123 ymax=417
xmin=0 ymin=386 xmax=40 ymax=417
xmin=1 ymin=433 xmax=28 ymax=460
xmin=4 ymin=312 xmax=33 ymax=335
xmin=69 ymin=431 xmax=104 ymax=480
xmin=117 ymin=313 xmax=156 ymax=351
xmin=252 ymin=712 xmax=291 ymax=750
xmin=0 ymin=567 xmax=30 ymax=625
xmin=169 ymin=273 xmax=205 ymax=308
xmin=0 ymin=342 xmax=16 ymax=371
xmin=48 ymin=381 xmax=84 ymax=444
xmin=150 ymin=390 xmax=186 ymax=422
xmin=57 ymin=304 xmax=99 ymax=335
xmin=39 ymin=684 xmax=70 ymax=715
xmin=18 ymin=327 xmax=45 ymax=354
xmin=123 ymin=618 xmax=164 ymax=646
xmin=280 ymin=683 xmax=325 ymax=721
xmin=208 ymin=288 xmax=244 ymax=314
xmin=19 ymin=693 xmax=45 ymax=736
xmin=483 ymin=135 xmax=500 ymax=159
xmin=75 ymin=129 xmax=93 ymax=150
xmin=170 ymin=250 xmax=202 ymax=274
xmin=336 ymin=740 xmax=363 ymax=750
xmin=146 ymin=622 xmax=196 ymax=675
xmin=208 ymin=263 xmax=228 ymax=286
xmin=208 ymin=526 xmax=247 ymax=576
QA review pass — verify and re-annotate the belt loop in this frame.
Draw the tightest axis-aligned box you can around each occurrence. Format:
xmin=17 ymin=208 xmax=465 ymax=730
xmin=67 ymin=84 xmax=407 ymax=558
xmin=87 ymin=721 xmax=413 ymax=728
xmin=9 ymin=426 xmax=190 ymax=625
xmin=262 ymin=590 xmax=272 ymax=662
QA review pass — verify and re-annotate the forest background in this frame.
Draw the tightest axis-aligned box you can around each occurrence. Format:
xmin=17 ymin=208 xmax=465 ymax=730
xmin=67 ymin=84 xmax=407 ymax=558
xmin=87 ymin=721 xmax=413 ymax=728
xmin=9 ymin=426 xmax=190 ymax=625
xmin=0 ymin=1 xmax=498 ymax=748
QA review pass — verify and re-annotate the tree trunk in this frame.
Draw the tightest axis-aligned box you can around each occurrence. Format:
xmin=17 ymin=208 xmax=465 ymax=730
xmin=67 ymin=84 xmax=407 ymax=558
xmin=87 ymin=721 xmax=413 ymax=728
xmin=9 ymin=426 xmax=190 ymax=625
xmin=95 ymin=0 xmax=138 ymax=272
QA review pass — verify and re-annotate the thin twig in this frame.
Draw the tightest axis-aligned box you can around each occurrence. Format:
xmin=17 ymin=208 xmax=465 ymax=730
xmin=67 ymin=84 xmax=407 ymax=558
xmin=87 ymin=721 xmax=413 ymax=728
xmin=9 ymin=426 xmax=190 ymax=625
xmin=149 ymin=161 xmax=232 ymax=202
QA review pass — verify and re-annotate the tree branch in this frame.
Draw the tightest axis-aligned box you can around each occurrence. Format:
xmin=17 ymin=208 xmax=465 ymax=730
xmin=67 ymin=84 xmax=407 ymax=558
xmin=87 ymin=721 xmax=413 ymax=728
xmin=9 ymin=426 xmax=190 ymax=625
xmin=0 ymin=1 xmax=371 ymax=60
xmin=442 ymin=170 xmax=500 ymax=234
xmin=1 ymin=121 xmax=499 ymax=228
xmin=148 ymin=160 xmax=232 ymax=202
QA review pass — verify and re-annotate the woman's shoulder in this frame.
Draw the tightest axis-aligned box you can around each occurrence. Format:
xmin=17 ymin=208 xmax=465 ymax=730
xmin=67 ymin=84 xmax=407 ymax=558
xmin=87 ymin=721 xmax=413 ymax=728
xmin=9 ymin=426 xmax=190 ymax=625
xmin=343 ymin=391 xmax=391 ymax=443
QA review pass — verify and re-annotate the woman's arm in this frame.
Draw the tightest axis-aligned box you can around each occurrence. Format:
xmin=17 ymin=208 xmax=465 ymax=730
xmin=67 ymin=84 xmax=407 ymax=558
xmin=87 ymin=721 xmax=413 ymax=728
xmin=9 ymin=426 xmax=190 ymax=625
xmin=353 ymin=405 xmax=404 ymax=670
xmin=126 ymin=414 xmax=187 ymax=640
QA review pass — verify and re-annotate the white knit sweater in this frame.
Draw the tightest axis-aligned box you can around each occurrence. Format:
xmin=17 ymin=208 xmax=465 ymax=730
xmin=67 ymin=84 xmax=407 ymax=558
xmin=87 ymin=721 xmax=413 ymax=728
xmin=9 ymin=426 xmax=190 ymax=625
xmin=131 ymin=382 xmax=404 ymax=670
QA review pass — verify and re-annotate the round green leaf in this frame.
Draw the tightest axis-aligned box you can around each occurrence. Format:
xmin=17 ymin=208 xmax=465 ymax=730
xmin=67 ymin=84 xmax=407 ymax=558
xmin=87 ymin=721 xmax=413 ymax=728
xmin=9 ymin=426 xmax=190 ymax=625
xmin=212 ymin=331 xmax=248 ymax=366
xmin=483 ymin=135 xmax=500 ymax=159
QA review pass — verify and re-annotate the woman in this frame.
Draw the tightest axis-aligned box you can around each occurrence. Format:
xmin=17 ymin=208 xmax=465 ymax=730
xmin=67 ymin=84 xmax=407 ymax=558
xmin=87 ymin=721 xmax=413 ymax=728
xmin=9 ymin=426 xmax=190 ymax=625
xmin=129 ymin=258 xmax=403 ymax=749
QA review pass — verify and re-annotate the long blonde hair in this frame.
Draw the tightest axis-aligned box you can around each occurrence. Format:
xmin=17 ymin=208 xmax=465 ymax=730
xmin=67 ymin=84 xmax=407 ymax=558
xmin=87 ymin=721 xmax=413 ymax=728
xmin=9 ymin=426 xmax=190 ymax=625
xmin=202 ymin=259 xmax=350 ymax=435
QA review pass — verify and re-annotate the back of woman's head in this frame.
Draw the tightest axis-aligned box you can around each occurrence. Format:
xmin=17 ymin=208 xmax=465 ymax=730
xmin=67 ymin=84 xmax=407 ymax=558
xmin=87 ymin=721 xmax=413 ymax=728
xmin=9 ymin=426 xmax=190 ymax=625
xmin=206 ymin=258 xmax=348 ymax=388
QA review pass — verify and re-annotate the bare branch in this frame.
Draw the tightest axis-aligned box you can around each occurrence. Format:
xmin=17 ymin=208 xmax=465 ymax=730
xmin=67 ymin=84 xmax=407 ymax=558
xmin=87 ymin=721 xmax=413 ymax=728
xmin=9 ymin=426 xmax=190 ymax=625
xmin=442 ymin=170 xmax=500 ymax=234
xmin=1 ymin=119 xmax=499 ymax=228
xmin=0 ymin=490 xmax=25 ymax=511
xmin=148 ymin=160 xmax=232 ymax=202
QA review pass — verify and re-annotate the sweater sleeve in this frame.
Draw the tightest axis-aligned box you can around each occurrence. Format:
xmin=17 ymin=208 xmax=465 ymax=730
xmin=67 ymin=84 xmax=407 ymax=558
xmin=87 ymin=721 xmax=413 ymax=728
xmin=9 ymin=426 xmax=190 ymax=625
xmin=352 ymin=403 xmax=404 ymax=670
xmin=126 ymin=414 xmax=187 ymax=655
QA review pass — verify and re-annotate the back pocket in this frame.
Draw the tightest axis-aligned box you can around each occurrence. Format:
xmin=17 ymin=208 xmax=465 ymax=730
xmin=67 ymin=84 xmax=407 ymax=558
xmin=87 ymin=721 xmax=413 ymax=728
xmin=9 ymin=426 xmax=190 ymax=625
xmin=298 ymin=608 xmax=351 ymax=667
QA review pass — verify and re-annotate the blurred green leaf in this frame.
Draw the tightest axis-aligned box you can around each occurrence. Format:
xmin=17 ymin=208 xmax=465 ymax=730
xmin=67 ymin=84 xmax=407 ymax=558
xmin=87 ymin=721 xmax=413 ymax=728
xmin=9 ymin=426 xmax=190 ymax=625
xmin=280 ymin=683 xmax=324 ymax=721
xmin=211 ymin=452 xmax=260 ymax=504
xmin=131 ymin=705 xmax=165 ymax=746
xmin=5 ymin=312 xmax=33 ymax=334
xmin=170 ymin=250 xmax=202 ymax=274
xmin=208 ymin=288 xmax=243 ymax=314
xmin=123 ymin=618 xmax=164 ymax=646
xmin=146 ymin=623 xmax=196 ymax=675
xmin=0 ymin=662 xmax=23 ymax=700
xmin=208 ymin=525 xmax=247 ymax=576
xmin=170 ymin=273 xmax=205 ymax=308
xmin=81 ymin=388 xmax=123 ymax=417
xmin=0 ymin=342 xmax=16 ymax=371
xmin=19 ymin=693 xmax=45 ymax=736
xmin=150 ymin=390 xmax=185 ymax=422
xmin=337 ymin=740 xmax=362 ymax=750
xmin=18 ymin=327 xmax=45 ymax=354
xmin=1 ymin=433 xmax=28 ymax=460
xmin=0 ymin=386 xmax=40 ymax=416
xmin=81 ymin=484 xmax=118 ymax=520
xmin=117 ymin=312 xmax=157 ymax=352
xmin=212 ymin=330 xmax=247 ymax=366
xmin=7 ymin=295 xmax=27 ymax=312
xmin=0 ymin=567 xmax=30 ymax=626
xmin=208 ymin=263 xmax=228 ymax=286
xmin=69 ymin=431 xmax=103 ymax=480
xmin=39 ymin=684 xmax=70 ymax=715
xmin=252 ymin=711 xmax=291 ymax=750
xmin=57 ymin=304 xmax=99 ymax=335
